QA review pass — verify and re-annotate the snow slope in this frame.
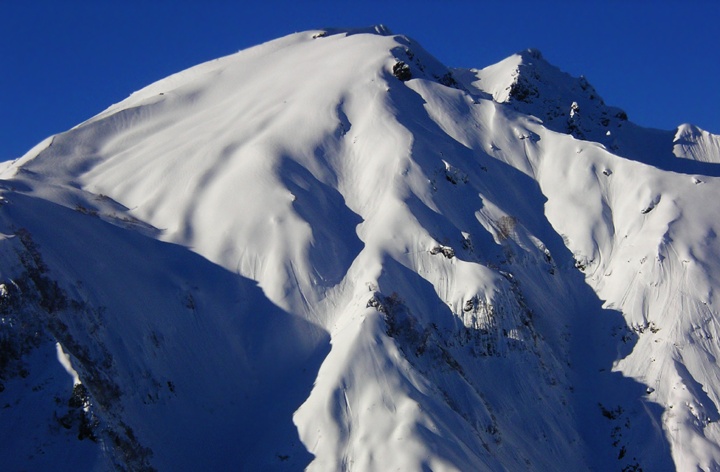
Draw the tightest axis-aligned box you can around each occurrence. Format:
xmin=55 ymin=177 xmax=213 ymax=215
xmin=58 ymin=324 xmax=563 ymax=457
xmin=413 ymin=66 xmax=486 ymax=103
xmin=2 ymin=26 xmax=720 ymax=471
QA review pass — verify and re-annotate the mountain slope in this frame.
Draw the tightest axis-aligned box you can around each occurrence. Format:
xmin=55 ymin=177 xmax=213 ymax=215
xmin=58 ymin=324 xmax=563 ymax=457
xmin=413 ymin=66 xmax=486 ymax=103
xmin=1 ymin=26 xmax=720 ymax=471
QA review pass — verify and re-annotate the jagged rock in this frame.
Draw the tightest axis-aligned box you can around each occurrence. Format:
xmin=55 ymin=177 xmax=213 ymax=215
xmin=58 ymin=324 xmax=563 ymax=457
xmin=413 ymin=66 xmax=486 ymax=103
xmin=429 ymin=245 xmax=455 ymax=258
xmin=392 ymin=61 xmax=411 ymax=81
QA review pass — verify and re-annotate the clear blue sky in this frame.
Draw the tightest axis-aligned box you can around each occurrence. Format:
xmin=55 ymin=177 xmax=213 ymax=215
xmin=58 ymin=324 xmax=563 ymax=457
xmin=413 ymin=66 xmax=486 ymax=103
xmin=2 ymin=1 xmax=719 ymax=161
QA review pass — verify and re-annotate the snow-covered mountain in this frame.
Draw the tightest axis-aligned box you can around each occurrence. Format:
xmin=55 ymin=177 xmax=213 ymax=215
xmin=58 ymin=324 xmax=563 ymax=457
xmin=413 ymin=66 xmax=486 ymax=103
xmin=2 ymin=25 xmax=720 ymax=471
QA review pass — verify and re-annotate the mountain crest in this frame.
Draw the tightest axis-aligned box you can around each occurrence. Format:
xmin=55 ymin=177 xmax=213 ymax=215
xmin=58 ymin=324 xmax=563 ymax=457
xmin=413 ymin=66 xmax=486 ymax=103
xmin=318 ymin=24 xmax=394 ymax=37
xmin=463 ymin=47 xmax=628 ymax=143
xmin=2 ymin=26 xmax=720 ymax=472
xmin=518 ymin=47 xmax=544 ymax=62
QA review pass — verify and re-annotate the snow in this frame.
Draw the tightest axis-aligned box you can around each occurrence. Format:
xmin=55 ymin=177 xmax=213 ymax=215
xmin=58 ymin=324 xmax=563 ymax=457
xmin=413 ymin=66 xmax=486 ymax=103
xmin=56 ymin=342 xmax=80 ymax=386
xmin=1 ymin=26 xmax=720 ymax=471
xmin=674 ymin=123 xmax=720 ymax=163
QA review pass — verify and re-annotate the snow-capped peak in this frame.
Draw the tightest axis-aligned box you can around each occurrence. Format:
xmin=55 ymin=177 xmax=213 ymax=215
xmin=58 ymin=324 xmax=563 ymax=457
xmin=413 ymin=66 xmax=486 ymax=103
xmin=460 ymin=47 xmax=629 ymax=143
xmin=2 ymin=27 xmax=720 ymax=472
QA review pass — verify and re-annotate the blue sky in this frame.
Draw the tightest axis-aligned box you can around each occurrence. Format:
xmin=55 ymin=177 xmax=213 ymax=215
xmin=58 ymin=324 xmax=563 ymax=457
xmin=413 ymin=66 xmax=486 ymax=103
xmin=2 ymin=1 xmax=719 ymax=162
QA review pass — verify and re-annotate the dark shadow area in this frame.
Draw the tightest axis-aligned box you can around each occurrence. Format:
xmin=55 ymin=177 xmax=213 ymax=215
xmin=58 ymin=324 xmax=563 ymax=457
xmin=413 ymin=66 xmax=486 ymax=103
xmin=278 ymin=156 xmax=364 ymax=286
xmin=613 ymin=123 xmax=720 ymax=178
xmin=0 ymin=191 xmax=331 ymax=471
xmin=674 ymin=360 xmax=720 ymax=423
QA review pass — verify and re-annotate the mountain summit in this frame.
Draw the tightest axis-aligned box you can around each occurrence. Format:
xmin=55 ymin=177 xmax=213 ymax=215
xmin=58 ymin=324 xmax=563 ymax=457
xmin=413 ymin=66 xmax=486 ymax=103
xmin=2 ymin=27 xmax=720 ymax=471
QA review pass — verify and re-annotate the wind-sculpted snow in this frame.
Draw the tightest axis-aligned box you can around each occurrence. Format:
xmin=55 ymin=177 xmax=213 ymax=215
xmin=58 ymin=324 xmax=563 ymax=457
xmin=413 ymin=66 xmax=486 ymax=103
xmin=1 ymin=26 xmax=720 ymax=471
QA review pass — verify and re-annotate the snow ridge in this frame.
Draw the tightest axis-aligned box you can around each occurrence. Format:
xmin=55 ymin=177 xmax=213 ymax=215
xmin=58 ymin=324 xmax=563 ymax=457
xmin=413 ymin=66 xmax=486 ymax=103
xmin=1 ymin=27 xmax=720 ymax=471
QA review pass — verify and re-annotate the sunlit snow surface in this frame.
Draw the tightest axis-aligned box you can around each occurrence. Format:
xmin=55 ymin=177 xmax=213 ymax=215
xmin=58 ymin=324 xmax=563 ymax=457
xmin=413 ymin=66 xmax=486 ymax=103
xmin=2 ymin=26 xmax=720 ymax=471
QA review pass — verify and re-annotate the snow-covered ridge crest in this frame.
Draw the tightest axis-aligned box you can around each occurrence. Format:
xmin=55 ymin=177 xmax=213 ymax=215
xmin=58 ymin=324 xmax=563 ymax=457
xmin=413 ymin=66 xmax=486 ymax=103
xmin=2 ymin=26 xmax=720 ymax=471
xmin=77 ymin=24 xmax=395 ymax=130
xmin=460 ymin=47 xmax=629 ymax=143
xmin=673 ymin=123 xmax=720 ymax=163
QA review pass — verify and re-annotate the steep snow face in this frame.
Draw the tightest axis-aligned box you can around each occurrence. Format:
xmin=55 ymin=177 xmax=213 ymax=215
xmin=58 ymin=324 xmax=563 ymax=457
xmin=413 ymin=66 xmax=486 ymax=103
xmin=674 ymin=123 xmax=720 ymax=163
xmin=2 ymin=26 xmax=720 ymax=471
